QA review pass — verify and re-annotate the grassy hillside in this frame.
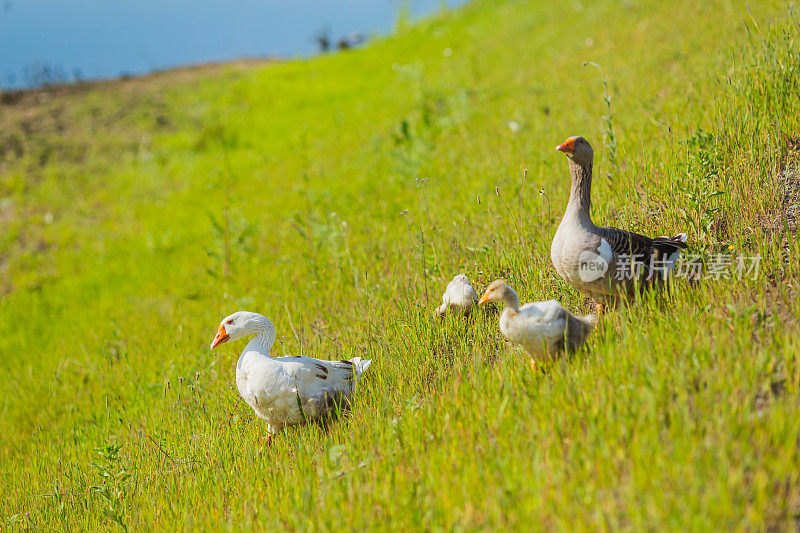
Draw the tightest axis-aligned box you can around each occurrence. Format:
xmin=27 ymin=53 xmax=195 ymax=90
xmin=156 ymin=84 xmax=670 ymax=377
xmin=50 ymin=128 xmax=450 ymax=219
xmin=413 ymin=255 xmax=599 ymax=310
xmin=2 ymin=0 xmax=800 ymax=529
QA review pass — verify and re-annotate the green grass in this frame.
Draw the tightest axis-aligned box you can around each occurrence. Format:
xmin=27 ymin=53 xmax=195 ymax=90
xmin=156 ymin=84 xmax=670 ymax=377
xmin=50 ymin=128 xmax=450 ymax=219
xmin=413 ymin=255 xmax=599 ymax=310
xmin=2 ymin=0 xmax=800 ymax=529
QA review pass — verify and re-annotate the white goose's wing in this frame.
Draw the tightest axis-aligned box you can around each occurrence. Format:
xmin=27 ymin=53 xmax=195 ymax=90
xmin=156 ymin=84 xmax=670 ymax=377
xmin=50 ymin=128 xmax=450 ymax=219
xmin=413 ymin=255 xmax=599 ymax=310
xmin=276 ymin=355 xmax=357 ymax=387
xmin=274 ymin=355 xmax=364 ymax=418
xmin=516 ymin=300 xmax=569 ymax=351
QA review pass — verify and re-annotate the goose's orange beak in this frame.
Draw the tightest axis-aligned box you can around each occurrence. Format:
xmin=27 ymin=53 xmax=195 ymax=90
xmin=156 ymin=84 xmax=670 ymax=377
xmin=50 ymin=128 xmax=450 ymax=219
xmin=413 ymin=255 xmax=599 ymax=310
xmin=556 ymin=138 xmax=575 ymax=153
xmin=478 ymin=293 xmax=490 ymax=305
xmin=210 ymin=324 xmax=230 ymax=349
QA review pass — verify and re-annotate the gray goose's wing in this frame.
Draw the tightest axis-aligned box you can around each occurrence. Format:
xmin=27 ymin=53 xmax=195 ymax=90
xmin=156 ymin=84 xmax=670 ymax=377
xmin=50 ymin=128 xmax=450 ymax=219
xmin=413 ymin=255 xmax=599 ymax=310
xmin=599 ymin=228 xmax=687 ymax=279
xmin=598 ymin=226 xmax=656 ymax=258
xmin=600 ymin=226 xmax=688 ymax=257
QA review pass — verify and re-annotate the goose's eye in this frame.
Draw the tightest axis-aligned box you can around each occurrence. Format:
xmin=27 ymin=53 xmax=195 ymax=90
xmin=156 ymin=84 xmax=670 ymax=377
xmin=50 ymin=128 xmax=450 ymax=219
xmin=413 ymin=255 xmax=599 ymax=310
xmin=226 ymin=319 xmax=234 ymax=325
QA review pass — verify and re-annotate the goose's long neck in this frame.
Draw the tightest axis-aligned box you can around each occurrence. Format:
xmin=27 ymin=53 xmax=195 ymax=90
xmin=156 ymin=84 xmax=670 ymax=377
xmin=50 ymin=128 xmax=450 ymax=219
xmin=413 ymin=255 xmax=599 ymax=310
xmin=502 ymin=288 xmax=521 ymax=313
xmin=565 ymin=159 xmax=594 ymax=226
xmin=243 ymin=317 xmax=276 ymax=357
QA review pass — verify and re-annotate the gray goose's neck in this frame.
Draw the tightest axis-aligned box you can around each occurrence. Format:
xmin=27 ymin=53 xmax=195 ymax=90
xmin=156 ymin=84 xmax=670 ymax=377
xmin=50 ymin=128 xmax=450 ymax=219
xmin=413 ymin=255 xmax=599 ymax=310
xmin=243 ymin=317 xmax=276 ymax=357
xmin=565 ymin=159 xmax=594 ymax=226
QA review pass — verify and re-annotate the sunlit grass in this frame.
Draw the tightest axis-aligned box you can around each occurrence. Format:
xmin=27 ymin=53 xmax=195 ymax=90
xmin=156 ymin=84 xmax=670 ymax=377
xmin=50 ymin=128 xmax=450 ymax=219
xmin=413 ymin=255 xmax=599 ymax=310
xmin=1 ymin=0 xmax=799 ymax=529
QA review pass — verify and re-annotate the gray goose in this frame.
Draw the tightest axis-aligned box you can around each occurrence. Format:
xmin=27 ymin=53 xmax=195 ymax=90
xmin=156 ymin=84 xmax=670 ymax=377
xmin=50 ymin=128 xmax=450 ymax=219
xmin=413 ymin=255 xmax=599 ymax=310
xmin=550 ymin=136 xmax=688 ymax=313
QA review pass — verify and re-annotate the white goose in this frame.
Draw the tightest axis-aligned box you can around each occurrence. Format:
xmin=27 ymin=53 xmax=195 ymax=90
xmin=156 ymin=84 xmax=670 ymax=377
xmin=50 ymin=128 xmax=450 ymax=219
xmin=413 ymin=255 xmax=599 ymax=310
xmin=478 ymin=280 xmax=595 ymax=366
xmin=209 ymin=311 xmax=371 ymax=437
xmin=434 ymin=274 xmax=479 ymax=317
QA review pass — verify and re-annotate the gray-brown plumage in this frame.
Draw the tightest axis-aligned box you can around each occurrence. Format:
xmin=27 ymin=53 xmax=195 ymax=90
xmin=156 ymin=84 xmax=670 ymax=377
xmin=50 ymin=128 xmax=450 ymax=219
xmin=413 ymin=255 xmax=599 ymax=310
xmin=550 ymin=136 xmax=688 ymax=310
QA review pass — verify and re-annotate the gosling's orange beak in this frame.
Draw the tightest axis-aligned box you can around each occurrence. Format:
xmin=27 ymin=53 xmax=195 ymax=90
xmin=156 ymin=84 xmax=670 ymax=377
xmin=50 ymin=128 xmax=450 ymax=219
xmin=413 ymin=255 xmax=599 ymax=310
xmin=478 ymin=293 xmax=490 ymax=305
xmin=556 ymin=138 xmax=576 ymax=153
xmin=210 ymin=324 xmax=230 ymax=349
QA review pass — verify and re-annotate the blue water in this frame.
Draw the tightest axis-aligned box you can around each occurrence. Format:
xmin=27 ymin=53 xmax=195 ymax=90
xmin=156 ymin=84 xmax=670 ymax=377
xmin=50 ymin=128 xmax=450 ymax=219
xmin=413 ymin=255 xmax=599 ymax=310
xmin=0 ymin=0 xmax=467 ymax=89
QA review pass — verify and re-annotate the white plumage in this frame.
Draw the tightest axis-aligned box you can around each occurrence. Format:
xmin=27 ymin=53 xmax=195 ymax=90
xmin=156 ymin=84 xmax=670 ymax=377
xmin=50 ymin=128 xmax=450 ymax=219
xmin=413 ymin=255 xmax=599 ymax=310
xmin=479 ymin=280 xmax=595 ymax=361
xmin=434 ymin=274 xmax=479 ymax=317
xmin=498 ymin=299 xmax=594 ymax=358
xmin=210 ymin=311 xmax=371 ymax=434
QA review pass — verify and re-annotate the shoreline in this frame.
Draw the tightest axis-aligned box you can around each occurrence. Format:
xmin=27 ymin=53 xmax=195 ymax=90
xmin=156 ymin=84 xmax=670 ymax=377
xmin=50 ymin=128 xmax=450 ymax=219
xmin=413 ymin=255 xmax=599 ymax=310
xmin=0 ymin=57 xmax=277 ymax=105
